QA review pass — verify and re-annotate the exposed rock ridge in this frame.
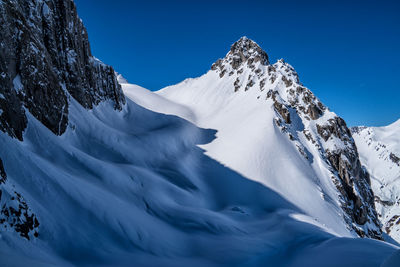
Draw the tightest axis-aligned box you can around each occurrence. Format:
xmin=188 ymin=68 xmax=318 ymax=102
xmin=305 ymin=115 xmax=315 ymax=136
xmin=211 ymin=37 xmax=382 ymax=239
xmin=0 ymin=158 xmax=39 ymax=240
xmin=0 ymin=0 xmax=125 ymax=140
xmin=211 ymin=37 xmax=269 ymax=78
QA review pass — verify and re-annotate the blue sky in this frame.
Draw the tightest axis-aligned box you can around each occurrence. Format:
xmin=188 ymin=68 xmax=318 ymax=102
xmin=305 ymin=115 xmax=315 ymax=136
xmin=74 ymin=0 xmax=399 ymax=126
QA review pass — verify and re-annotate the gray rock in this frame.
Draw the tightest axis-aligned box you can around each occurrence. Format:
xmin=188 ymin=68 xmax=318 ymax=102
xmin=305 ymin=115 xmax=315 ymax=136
xmin=0 ymin=0 xmax=125 ymax=139
xmin=0 ymin=158 xmax=40 ymax=240
xmin=317 ymin=118 xmax=380 ymax=236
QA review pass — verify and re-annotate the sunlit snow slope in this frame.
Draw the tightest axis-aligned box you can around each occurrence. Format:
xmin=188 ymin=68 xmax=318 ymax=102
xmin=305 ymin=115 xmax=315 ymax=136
xmin=152 ymin=37 xmax=382 ymax=239
xmin=353 ymin=120 xmax=400 ymax=242
xmin=119 ymin=38 xmax=400 ymax=266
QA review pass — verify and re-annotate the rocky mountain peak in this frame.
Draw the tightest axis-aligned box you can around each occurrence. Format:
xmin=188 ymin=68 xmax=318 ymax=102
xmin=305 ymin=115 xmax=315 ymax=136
xmin=228 ymin=36 xmax=269 ymax=67
xmin=209 ymin=37 xmax=382 ymax=238
xmin=211 ymin=37 xmax=269 ymax=77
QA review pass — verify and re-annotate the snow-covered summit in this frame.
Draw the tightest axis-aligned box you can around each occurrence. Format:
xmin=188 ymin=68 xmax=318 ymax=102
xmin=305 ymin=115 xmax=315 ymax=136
xmin=211 ymin=36 xmax=269 ymax=77
xmin=152 ymin=37 xmax=383 ymax=239
xmin=352 ymin=119 xmax=400 ymax=242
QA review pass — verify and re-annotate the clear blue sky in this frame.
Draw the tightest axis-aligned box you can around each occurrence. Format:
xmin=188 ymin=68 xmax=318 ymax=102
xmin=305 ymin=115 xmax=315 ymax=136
xmin=74 ymin=0 xmax=399 ymax=127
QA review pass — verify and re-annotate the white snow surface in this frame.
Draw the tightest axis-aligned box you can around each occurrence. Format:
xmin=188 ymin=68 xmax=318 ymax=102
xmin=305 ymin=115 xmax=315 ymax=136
xmin=154 ymin=57 xmax=378 ymax=238
xmin=121 ymin=62 xmax=399 ymax=265
xmin=353 ymin=119 xmax=400 ymax=243
xmin=0 ymin=82 xmax=396 ymax=266
xmin=0 ymin=41 xmax=399 ymax=265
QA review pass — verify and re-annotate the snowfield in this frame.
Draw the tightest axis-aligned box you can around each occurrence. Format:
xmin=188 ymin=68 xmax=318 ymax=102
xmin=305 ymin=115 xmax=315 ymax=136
xmin=0 ymin=85 xmax=397 ymax=266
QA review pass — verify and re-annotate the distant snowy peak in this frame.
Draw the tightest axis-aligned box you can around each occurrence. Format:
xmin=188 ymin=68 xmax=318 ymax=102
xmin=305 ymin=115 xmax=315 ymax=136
xmin=352 ymin=120 xmax=400 ymax=168
xmin=352 ymin=120 xmax=400 ymax=242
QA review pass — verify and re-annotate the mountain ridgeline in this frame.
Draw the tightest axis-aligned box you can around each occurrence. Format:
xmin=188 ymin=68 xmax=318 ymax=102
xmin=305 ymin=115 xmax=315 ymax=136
xmin=204 ymin=37 xmax=380 ymax=238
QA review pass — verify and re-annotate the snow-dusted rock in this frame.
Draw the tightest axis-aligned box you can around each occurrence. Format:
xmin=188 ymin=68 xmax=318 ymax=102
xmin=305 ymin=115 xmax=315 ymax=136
xmin=352 ymin=119 xmax=400 ymax=242
xmin=0 ymin=0 xmax=125 ymax=139
xmin=156 ymin=37 xmax=381 ymax=239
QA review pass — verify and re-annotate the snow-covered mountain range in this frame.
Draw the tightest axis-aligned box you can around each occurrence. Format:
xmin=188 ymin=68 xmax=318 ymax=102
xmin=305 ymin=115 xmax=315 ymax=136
xmin=352 ymin=120 xmax=400 ymax=243
xmin=0 ymin=0 xmax=399 ymax=266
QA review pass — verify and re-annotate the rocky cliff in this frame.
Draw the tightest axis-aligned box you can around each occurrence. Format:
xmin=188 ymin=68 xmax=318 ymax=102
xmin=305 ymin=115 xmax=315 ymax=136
xmin=0 ymin=0 xmax=125 ymax=140
xmin=0 ymin=158 xmax=39 ymax=240
xmin=0 ymin=0 xmax=125 ymax=240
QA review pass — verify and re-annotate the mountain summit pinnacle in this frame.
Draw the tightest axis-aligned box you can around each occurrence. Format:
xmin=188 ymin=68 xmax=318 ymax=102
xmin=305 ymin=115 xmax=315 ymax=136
xmin=229 ymin=36 xmax=269 ymax=66
xmin=211 ymin=37 xmax=269 ymax=77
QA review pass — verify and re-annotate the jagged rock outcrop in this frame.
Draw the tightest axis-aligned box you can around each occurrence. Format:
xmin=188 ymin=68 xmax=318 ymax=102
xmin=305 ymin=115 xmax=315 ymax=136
xmin=210 ymin=37 xmax=382 ymax=239
xmin=317 ymin=118 xmax=374 ymax=226
xmin=211 ymin=36 xmax=269 ymax=78
xmin=0 ymin=158 xmax=39 ymax=240
xmin=389 ymin=153 xmax=400 ymax=166
xmin=0 ymin=0 xmax=125 ymax=139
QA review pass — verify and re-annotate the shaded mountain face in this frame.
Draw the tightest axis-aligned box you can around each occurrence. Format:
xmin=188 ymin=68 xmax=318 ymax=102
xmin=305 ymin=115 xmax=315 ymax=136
xmin=0 ymin=0 xmax=125 ymax=140
xmin=157 ymin=37 xmax=382 ymax=239
xmin=352 ymin=120 xmax=400 ymax=242
xmin=0 ymin=158 xmax=39 ymax=240
xmin=0 ymin=0 xmax=124 ymax=244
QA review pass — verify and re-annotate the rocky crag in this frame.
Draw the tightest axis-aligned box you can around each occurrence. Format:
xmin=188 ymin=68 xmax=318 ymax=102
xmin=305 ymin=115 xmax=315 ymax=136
xmin=0 ymin=0 xmax=125 ymax=140
xmin=0 ymin=0 xmax=125 ymax=240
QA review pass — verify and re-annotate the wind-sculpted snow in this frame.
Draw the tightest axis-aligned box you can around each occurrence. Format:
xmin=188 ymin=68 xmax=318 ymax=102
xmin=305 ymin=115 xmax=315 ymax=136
xmin=0 ymin=96 xmax=397 ymax=266
xmin=352 ymin=120 xmax=400 ymax=243
xmin=0 ymin=1 xmax=399 ymax=264
xmin=156 ymin=37 xmax=381 ymax=239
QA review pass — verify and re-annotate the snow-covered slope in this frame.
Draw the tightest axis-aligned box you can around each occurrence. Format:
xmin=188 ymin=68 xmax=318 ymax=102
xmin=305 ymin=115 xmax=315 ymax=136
xmin=150 ymin=37 xmax=382 ymax=239
xmin=1 ymin=1 xmax=399 ymax=265
xmin=0 ymin=77 xmax=397 ymax=267
xmin=352 ymin=120 xmax=400 ymax=242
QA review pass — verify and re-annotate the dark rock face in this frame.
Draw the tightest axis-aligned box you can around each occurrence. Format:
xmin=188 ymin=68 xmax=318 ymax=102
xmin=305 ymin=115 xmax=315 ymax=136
xmin=228 ymin=37 xmax=269 ymax=69
xmin=389 ymin=153 xmax=400 ymax=166
xmin=307 ymin=104 xmax=322 ymax=120
xmin=385 ymin=215 xmax=400 ymax=234
xmin=315 ymin=119 xmax=380 ymax=237
xmin=211 ymin=37 xmax=269 ymax=78
xmin=0 ymin=0 xmax=125 ymax=139
xmin=0 ymin=158 xmax=39 ymax=240
xmin=286 ymin=92 xmax=377 ymax=230
xmin=0 ymin=159 xmax=6 ymax=184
